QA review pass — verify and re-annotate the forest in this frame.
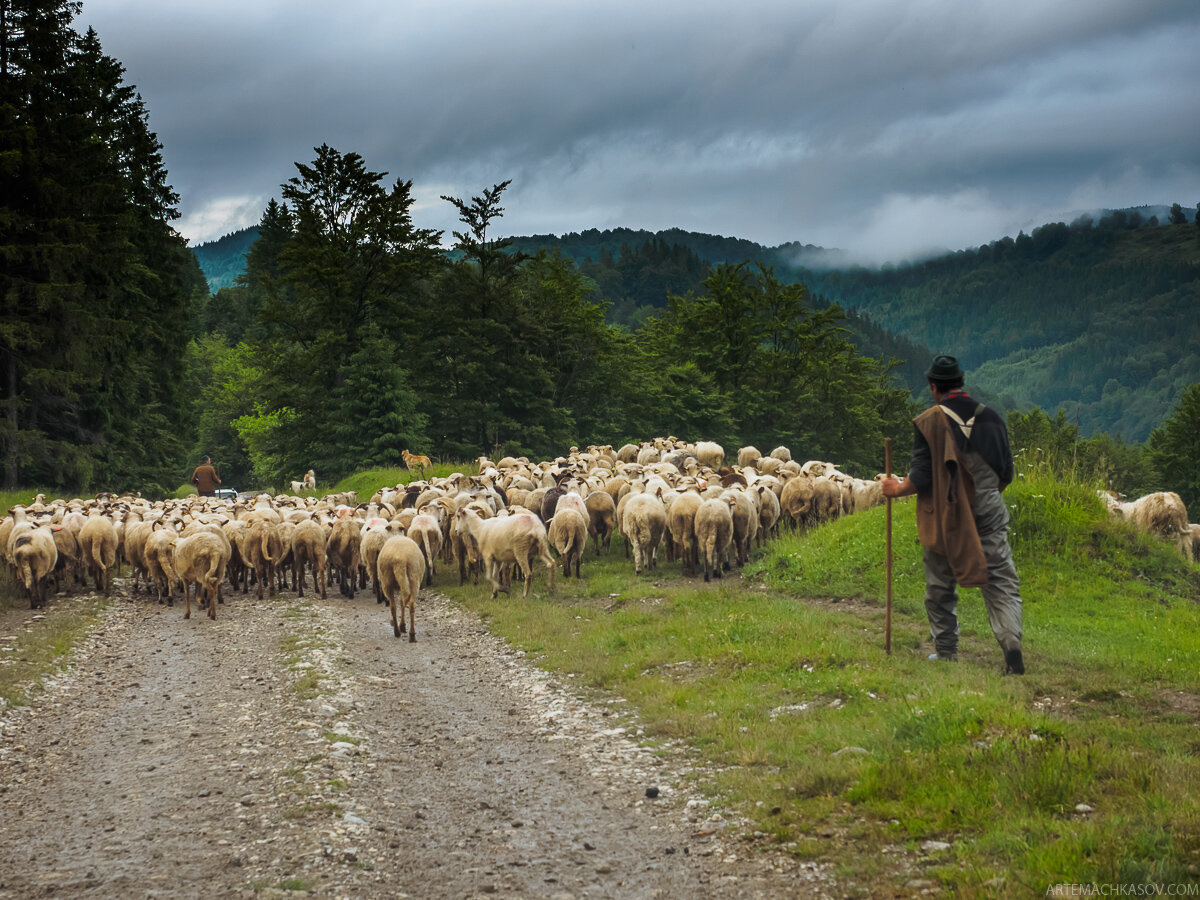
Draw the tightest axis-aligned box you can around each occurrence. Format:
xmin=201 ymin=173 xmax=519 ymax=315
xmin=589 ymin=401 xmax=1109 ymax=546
xmin=4 ymin=1 xmax=1200 ymax=514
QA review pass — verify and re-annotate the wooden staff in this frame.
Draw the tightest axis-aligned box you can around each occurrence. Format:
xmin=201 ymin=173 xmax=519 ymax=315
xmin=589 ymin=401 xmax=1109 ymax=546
xmin=885 ymin=437 xmax=893 ymax=655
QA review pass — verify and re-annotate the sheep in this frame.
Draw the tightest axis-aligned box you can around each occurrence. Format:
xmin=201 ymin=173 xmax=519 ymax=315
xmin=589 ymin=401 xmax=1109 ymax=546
xmin=408 ymin=513 xmax=443 ymax=586
xmin=1114 ymin=491 xmax=1191 ymax=558
xmin=12 ymin=525 xmax=57 ymax=608
xmin=547 ymin=507 xmax=588 ymax=579
xmin=737 ymin=446 xmax=762 ymax=469
xmin=244 ymin=519 xmax=283 ymax=600
xmin=377 ymin=534 xmax=425 ymax=640
xmin=144 ymin=526 xmax=179 ymax=605
xmin=78 ymin=511 xmax=118 ymax=594
xmin=292 ymin=517 xmax=328 ymax=599
xmin=770 ymin=446 xmax=792 ymax=462
xmin=724 ymin=488 xmax=759 ymax=567
xmin=622 ymin=490 xmax=668 ymax=575
xmin=694 ymin=441 xmax=725 ymax=469
xmin=123 ymin=512 xmax=154 ymax=593
xmin=668 ymin=490 xmax=703 ymax=577
xmin=455 ymin=507 xmax=556 ymax=599
xmin=1189 ymin=524 xmax=1200 ymax=564
xmin=850 ymin=477 xmax=886 ymax=514
xmin=695 ymin=498 xmax=734 ymax=582
xmin=755 ymin=484 xmax=782 ymax=544
xmin=327 ymin=517 xmax=363 ymax=598
xmin=173 ymin=531 xmax=230 ymax=620
xmin=51 ymin=525 xmax=81 ymax=593
xmin=584 ymin=490 xmax=616 ymax=555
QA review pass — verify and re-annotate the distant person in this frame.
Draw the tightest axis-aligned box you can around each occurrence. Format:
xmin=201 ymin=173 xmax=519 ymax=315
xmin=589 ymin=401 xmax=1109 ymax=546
xmin=191 ymin=455 xmax=222 ymax=498
xmin=880 ymin=355 xmax=1024 ymax=675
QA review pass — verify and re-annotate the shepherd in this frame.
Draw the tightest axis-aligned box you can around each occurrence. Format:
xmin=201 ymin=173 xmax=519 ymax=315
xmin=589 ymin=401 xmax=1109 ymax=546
xmin=880 ymin=355 xmax=1025 ymax=675
xmin=401 ymin=449 xmax=432 ymax=477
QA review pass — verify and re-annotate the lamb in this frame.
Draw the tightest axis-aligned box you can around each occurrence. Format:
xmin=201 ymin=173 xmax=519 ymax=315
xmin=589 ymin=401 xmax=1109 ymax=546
xmin=547 ymin=507 xmax=588 ymax=579
xmin=12 ymin=525 xmax=57 ymax=608
xmin=694 ymin=498 xmax=734 ymax=582
xmin=622 ymin=490 xmax=668 ymax=575
xmin=377 ymin=534 xmax=426 ymax=640
xmin=455 ymin=507 xmax=556 ymax=599
xmin=173 ymin=530 xmax=230 ymax=620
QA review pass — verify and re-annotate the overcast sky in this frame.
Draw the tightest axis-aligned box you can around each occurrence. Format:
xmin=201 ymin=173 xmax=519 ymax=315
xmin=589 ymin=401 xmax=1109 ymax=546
xmin=75 ymin=0 xmax=1200 ymax=263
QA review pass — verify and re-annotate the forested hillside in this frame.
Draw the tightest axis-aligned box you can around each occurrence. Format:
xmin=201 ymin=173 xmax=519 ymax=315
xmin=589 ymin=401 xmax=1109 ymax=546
xmin=802 ymin=213 xmax=1200 ymax=440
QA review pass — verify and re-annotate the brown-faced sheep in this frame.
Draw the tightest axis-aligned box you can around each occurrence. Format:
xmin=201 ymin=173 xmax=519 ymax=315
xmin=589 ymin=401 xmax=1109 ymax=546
xmin=377 ymin=534 xmax=425 ymax=640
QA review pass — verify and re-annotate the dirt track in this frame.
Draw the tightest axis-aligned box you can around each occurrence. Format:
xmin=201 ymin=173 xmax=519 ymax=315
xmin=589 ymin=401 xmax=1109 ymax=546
xmin=0 ymin=582 xmax=834 ymax=898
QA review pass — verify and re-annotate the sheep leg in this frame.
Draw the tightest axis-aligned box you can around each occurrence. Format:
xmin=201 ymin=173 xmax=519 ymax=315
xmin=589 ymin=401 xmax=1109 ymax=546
xmin=184 ymin=582 xmax=192 ymax=620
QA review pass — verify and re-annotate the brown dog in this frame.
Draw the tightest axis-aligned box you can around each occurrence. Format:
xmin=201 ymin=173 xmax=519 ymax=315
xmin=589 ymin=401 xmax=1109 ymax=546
xmin=401 ymin=449 xmax=432 ymax=476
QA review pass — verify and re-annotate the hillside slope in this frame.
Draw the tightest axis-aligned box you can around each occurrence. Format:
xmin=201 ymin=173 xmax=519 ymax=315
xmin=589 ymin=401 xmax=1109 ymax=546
xmin=801 ymin=221 xmax=1200 ymax=439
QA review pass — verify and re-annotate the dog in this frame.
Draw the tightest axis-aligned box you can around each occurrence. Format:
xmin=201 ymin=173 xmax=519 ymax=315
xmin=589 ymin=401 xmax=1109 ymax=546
xmin=401 ymin=449 xmax=432 ymax=476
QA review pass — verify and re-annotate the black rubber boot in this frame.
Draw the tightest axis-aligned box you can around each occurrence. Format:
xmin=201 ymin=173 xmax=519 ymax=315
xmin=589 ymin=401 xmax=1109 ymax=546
xmin=1004 ymin=648 xmax=1025 ymax=675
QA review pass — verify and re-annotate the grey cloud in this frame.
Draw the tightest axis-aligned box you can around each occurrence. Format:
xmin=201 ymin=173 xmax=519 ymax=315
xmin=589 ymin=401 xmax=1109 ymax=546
xmin=76 ymin=0 xmax=1200 ymax=259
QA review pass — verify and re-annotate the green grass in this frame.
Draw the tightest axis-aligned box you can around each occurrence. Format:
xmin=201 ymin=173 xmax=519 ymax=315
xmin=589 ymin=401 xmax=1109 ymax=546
xmin=327 ymin=462 xmax=472 ymax=502
xmin=437 ymin=471 xmax=1200 ymax=895
xmin=0 ymin=578 xmax=108 ymax=708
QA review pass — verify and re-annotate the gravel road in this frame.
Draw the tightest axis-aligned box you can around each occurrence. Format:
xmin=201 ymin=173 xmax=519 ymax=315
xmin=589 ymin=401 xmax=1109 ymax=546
xmin=0 ymin=582 xmax=835 ymax=899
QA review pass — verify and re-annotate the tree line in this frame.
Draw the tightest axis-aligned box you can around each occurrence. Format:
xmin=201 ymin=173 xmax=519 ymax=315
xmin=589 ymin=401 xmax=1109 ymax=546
xmin=187 ymin=148 xmax=918 ymax=490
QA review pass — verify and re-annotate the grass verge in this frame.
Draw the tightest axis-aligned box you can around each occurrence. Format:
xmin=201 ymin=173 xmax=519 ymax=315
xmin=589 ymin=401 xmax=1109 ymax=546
xmin=437 ymin=470 xmax=1200 ymax=895
xmin=0 ymin=575 xmax=108 ymax=710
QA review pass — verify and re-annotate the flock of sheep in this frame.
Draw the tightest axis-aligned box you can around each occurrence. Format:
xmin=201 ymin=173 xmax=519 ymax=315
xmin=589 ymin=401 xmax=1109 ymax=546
xmin=3 ymin=437 xmax=1196 ymax=641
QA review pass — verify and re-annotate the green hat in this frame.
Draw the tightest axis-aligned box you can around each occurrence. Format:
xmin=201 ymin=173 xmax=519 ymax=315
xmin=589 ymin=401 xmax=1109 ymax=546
xmin=925 ymin=355 xmax=964 ymax=385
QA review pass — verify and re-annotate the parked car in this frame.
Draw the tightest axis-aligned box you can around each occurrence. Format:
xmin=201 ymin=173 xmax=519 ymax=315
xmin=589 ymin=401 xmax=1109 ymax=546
xmin=214 ymin=488 xmax=239 ymax=500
